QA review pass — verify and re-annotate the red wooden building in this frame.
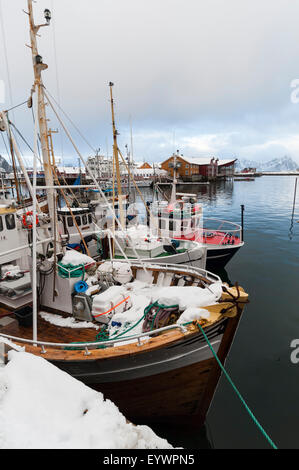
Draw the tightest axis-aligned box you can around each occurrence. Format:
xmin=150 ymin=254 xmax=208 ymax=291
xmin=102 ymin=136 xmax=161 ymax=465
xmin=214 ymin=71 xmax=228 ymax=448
xmin=161 ymin=154 xmax=236 ymax=181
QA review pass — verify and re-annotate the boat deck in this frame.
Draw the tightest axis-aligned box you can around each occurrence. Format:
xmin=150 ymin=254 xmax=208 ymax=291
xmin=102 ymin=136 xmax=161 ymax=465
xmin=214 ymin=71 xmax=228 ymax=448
xmin=0 ymin=308 xmax=98 ymax=345
xmin=202 ymin=231 xmax=242 ymax=246
xmin=179 ymin=230 xmax=242 ymax=246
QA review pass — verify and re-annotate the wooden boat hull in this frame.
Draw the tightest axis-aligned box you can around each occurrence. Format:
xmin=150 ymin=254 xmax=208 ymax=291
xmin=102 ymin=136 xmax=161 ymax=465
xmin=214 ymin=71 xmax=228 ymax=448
xmin=49 ymin=308 xmax=243 ymax=427
xmin=0 ymin=263 xmax=247 ymax=428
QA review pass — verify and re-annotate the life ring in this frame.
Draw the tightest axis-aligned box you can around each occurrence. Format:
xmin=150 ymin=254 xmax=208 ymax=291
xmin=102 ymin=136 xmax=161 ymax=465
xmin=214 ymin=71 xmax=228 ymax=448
xmin=22 ymin=211 xmax=39 ymax=230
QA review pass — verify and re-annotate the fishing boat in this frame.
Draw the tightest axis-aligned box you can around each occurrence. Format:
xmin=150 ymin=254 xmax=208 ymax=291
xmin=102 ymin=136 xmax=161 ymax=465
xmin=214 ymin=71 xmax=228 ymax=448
xmin=56 ymin=203 xmax=207 ymax=269
xmin=0 ymin=257 xmax=248 ymax=427
xmin=147 ymin=155 xmax=245 ymax=270
xmin=0 ymin=197 xmax=51 ymax=310
xmin=149 ymin=195 xmax=244 ymax=270
xmin=0 ymin=0 xmax=248 ymax=429
xmin=52 ymin=82 xmax=207 ymax=269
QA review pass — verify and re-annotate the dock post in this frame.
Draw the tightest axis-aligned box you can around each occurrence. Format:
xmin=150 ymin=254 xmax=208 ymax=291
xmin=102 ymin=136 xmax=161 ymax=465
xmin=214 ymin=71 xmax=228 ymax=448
xmin=241 ymin=204 xmax=245 ymax=241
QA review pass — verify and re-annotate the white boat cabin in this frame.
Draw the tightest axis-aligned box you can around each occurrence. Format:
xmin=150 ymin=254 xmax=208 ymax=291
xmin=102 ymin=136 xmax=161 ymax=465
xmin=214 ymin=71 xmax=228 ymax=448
xmin=150 ymin=196 xmax=203 ymax=241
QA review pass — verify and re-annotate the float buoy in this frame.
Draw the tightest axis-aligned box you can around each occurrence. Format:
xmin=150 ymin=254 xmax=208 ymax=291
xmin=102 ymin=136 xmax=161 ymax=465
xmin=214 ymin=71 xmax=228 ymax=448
xmin=22 ymin=211 xmax=39 ymax=230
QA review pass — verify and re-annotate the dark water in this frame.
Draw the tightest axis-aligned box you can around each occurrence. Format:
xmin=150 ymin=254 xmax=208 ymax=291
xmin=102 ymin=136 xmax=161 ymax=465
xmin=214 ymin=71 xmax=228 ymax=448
xmin=140 ymin=176 xmax=299 ymax=449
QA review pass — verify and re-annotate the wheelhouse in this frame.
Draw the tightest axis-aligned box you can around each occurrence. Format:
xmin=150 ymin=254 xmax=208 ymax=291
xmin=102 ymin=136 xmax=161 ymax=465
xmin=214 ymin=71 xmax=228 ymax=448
xmin=150 ymin=197 xmax=203 ymax=241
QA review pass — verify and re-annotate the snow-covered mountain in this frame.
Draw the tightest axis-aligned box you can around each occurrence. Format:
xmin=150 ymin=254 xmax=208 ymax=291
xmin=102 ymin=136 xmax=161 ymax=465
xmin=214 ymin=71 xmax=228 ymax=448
xmin=235 ymin=159 xmax=260 ymax=171
xmin=236 ymin=156 xmax=299 ymax=172
xmin=0 ymin=155 xmax=12 ymax=172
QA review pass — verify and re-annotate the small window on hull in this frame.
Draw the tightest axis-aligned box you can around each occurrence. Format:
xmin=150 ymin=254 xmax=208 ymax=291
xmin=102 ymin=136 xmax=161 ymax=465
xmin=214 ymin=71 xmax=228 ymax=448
xmin=75 ymin=216 xmax=81 ymax=226
xmin=0 ymin=216 xmax=3 ymax=232
xmin=82 ymin=215 xmax=87 ymax=225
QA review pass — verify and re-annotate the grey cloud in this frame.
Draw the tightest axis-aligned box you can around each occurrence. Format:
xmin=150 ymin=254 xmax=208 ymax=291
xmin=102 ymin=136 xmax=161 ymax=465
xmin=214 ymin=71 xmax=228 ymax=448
xmin=1 ymin=0 xmax=299 ymax=163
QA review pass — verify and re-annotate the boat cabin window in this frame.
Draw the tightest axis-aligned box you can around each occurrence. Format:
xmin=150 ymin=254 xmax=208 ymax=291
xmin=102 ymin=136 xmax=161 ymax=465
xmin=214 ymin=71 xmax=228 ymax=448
xmin=75 ymin=216 xmax=81 ymax=226
xmin=169 ymin=220 xmax=175 ymax=232
xmin=159 ymin=218 xmax=166 ymax=230
xmin=88 ymin=214 xmax=92 ymax=224
xmin=0 ymin=216 xmax=3 ymax=232
xmin=5 ymin=213 xmax=15 ymax=230
xmin=82 ymin=214 xmax=87 ymax=225
xmin=67 ymin=217 xmax=73 ymax=227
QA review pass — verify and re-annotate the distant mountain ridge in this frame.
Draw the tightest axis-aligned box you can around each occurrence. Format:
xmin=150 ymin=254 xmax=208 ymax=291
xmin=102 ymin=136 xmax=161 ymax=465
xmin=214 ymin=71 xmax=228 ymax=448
xmin=0 ymin=155 xmax=12 ymax=172
xmin=236 ymin=156 xmax=299 ymax=172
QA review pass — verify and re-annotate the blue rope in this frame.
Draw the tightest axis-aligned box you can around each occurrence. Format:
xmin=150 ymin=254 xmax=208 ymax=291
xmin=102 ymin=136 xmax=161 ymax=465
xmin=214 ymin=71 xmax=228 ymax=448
xmin=196 ymin=322 xmax=278 ymax=450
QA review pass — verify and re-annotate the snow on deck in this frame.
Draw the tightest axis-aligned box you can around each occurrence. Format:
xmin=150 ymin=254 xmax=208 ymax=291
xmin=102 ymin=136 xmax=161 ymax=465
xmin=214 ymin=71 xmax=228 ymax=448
xmin=0 ymin=350 xmax=173 ymax=449
xmin=107 ymin=279 xmax=222 ymax=339
xmin=61 ymin=249 xmax=95 ymax=266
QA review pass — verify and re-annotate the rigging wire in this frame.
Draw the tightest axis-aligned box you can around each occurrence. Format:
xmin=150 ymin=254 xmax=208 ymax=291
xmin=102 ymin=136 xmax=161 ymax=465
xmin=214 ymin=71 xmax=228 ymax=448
xmin=44 ymin=87 xmax=97 ymax=154
xmin=50 ymin=0 xmax=64 ymax=165
xmin=1 ymin=131 xmax=10 ymax=161
xmin=0 ymin=0 xmax=15 ymax=122
xmin=10 ymin=124 xmax=33 ymax=170
xmin=5 ymin=100 xmax=28 ymax=113
xmin=44 ymin=90 xmax=149 ymax=273
xmin=9 ymin=121 xmax=34 ymax=154
xmin=9 ymin=120 xmax=42 ymax=167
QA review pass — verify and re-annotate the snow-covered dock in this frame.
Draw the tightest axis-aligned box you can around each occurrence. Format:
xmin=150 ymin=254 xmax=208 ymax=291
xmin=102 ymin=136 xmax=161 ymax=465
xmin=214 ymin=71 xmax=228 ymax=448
xmin=0 ymin=348 xmax=172 ymax=449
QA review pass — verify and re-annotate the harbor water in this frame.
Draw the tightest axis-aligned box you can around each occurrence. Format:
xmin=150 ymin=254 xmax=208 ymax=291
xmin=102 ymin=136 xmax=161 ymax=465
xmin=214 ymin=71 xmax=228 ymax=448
xmin=138 ymin=175 xmax=299 ymax=449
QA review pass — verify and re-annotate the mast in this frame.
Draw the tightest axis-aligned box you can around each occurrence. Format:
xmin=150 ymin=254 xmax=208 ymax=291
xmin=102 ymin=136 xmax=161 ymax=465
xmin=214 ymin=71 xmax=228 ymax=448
xmin=109 ymin=82 xmax=125 ymax=228
xmin=7 ymin=125 xmax=21 ymax=204
xmin=125 ymin=144 xmax=131 ymax=195
xmin=170 ymin=151 xmax=178 ymax=204
xmin=26 ymin=1 xmax=58 ymax=241
xmin=47 ymin=128 xmax=58 ymax=166
xmin=130 ymin=116 xmax=135 ymax=203
xmin=95 ymin=148 xmax=101 ymax=181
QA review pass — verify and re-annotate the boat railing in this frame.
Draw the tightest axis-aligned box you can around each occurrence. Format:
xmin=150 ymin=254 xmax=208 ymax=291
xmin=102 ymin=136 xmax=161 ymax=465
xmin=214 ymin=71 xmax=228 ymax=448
xmin=57 ymin=257 xmax=221 ymax=284
xmin=199 ymin=217 xmax=243 ymax=245
xmin=129 ymin=261 xmax=221 ymax=284
xmin=0 ymin=323 xmax=190 ymax=354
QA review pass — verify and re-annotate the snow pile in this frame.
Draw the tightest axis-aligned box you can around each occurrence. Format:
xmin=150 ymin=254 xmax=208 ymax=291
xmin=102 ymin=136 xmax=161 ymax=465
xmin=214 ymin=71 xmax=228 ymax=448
xmin=0 ymin=351 xmax=173 ymax=449
xmin=154 ymin=284 xmax=222 ymax=310
xmin=98 ymin=261 xmax=132 ymax=284
xmin=117 ymin=224 xmax=150 ymax=240
xmin=61 ymin=250 xmax=95 ymax=266
xmin=115 ymin=225 xmax=163 ymax=250
xmin=39 ymin=311 xmax=99 ymax=330
xmin=177 ymin=307 xmax=210 ymax=324
xmin=106 ymin=280 xmax=222 ymax=338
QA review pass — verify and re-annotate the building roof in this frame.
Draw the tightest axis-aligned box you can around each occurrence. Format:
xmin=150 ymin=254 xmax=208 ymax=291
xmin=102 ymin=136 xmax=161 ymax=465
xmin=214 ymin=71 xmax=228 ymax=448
xmin=166 ymin=156 xmax=237 ymax=166
xmin=217 ymin=158 xmax=237 ymax=167
xmin=165 ymin=156 xmax=218 ymax=166
xmin=183 ymin=157 xmax=216 ymax=165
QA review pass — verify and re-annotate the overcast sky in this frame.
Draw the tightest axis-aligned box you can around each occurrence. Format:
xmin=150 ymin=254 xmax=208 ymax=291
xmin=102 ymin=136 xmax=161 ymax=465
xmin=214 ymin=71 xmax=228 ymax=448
xmin=1 ymin=0 xmax=299 ymax=165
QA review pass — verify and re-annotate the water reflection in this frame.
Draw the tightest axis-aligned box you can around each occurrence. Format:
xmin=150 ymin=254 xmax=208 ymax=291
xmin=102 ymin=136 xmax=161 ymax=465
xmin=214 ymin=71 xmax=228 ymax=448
xmin=149 ymin=423 xmax=213 ymax=449
xmin=213 ymin=267 xmax=232 ymax=286
xmin=151 ymin=179 xmax=235 ymax=206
